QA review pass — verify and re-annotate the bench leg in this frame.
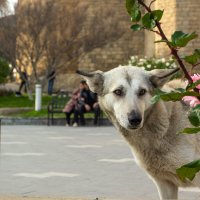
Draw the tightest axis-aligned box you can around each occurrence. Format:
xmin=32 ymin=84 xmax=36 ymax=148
xmin=51 ymin=112 xmax=54 ymax=125
xmin=96 ymin=110 xmax=102 ymax=126
xmin=47 ymin=112 xmax=50 ymax=126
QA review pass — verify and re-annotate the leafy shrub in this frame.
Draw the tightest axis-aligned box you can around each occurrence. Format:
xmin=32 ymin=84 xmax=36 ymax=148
xmin=0 ymin=58 xmax=10 ymax=84
xmin=128 ymin=56 xmax=177 ymax=71
xmin=127 ymin=56 xmax=181 ymax=79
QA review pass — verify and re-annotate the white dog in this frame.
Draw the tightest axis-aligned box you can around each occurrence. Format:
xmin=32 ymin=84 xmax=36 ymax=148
xmin=77 ymin=66 xmax=200 ymax=200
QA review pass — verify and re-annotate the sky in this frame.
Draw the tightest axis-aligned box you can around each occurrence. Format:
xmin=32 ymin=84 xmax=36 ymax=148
xmin=8 ymin=0 xmax=18 ymax=12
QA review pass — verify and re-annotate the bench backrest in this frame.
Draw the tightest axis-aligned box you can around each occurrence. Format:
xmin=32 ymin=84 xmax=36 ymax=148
xmin=51 ymin=92 xmax=68 ymax=110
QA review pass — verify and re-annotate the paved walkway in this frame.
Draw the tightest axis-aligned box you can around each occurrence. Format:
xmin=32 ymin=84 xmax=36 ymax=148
xmin=0 ymin=197 xmax=86 ymax=200
xmin=0 ymin=126 xmax=200 ymax=200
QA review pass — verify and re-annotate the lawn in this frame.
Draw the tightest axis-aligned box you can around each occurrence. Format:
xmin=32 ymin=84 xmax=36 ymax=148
xmin=0 ymin=94 xmax=99 ymax=118
xmin=0 ymin=94 xmax=53 ymax=118
xmin=11 ymin=109 xmax=96 ymax=118
xmin=0 ymin=94 xmax=52 ymax=108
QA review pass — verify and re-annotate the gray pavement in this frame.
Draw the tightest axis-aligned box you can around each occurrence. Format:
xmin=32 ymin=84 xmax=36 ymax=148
xmin=0 ymin=126 xmax=200 ymax=200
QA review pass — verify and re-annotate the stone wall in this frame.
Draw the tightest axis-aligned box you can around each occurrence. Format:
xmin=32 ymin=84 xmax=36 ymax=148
xmin=59 ymin=0 xmax=145 ymax=90
xmin=176 ymin=0 xmax=200 ymax=56
xmin=16 ymin=0 xmax=200 ymax=91
xmin=154 ymin=0 xmax=200 ymax=72
xmin=154 ymin=0 xmax=200 ymax=59
xmin=154 ymin=0 xmax=176 ymax=57
xmin=77 ymin=0 xmax=145 ymax=72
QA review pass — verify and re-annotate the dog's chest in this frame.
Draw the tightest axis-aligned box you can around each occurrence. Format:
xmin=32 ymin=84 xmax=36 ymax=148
xmin=127 ymin=135 xmax=177 ymax=176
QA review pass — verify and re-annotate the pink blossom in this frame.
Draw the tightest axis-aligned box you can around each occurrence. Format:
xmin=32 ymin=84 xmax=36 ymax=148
xmin=182 ymin=74 xmax=200 ymax=108
xmin=191 ymin=74 xmax=200 ymax=90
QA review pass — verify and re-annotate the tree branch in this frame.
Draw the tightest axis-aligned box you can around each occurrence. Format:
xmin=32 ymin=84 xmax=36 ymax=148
xmin=138 ymin=0 xmax=194 ymax=85
xmin=149 ymin=0 xmax=156 ymax=9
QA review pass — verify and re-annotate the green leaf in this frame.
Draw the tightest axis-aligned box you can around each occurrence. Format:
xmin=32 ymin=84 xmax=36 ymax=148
xmin=188 ymin=105 xmax=200 ymax=127
xmin=184 ymin=49 xmax=200 ymax=65
xmin=142 ymin=13 xmax=156 ymax=29
xmin=151 ymin=94 xmax=161 ymax=104
xmin=175 ymin=88 xmax=186 ymax=93
xmin=126 ymin=0 xmax=141 ymax=22
xmin=194 ymin=49 xmax=200 ymax=56
xmin=151 ymin=89 xmax=200 ymax=104
xmin=184 ymin=54 xmax=198 ymax=65
xmin=126 ymin=0 xmax=136 ymax=15
xmin=188 ymin=113 xmax=200 ymax=127
xmin=193 ymin=104 xmax=200 ymax=110
xmin=141 ymin=10 xmax=163 ymax=29
xmin=130 ymin=24 xmax=142 ymax=31
xmin=151 ymin=10 xmax=163 ymax=22
xmin=171 ymin=31 xmax=198 ymax=47
xmin=176 ymin=159 xmax=200 ymax=182
xmin=151 ymin=89 xmax=167 ymax=104
xmin=180 ymin=127 xmax=200 ymax=134
xmin=131 ymin=7 xmax=141 ymax=22
xmin=186 ymin=80 xmax=200 ymax=91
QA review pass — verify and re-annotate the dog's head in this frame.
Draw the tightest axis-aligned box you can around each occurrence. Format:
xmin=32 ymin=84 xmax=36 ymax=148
xmin=77 ymin=66 xmax=179 ymax=130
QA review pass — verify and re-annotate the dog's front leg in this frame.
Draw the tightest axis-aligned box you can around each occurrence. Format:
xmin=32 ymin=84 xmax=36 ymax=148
xmin=154 ymin=178 xmax=178 ymax=200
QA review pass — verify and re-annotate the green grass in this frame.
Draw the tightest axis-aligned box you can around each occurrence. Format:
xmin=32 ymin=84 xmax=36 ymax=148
xmin=0 ymin=94 xmax=52 ymax=108
xmin=12 ymin=109 xmax=63 ymax=118
xmin=0 ymin=94 xmax=106 ymax=119
xmin=12 ymin=109 xmax=48 ymax=118
xmin=0 ymin=94 xmax=52 ymax=118
xmin=10 ymin=109 xmax=99 ymax=118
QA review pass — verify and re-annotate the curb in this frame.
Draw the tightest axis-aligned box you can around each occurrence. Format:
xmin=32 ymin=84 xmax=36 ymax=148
xmin=1 ymin=118 xmax=112 ymax=126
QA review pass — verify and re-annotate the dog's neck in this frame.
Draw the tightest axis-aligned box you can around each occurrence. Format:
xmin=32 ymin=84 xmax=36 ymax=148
xmin=106 ymin=101 xmax=180 ymax=156
xmin=100 ymin=99 xmax=183 ymax=151
xmin=116 ymin=101 xmax=181 ymax=170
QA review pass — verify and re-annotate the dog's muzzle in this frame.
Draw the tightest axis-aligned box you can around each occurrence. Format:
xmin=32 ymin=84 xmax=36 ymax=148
xmin=128 ymin=110 xmax=142 ymax=129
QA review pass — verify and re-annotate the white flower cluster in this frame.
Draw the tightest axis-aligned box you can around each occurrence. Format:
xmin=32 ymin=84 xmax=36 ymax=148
xmin=127 ymin=56 xmax=177 ymax=71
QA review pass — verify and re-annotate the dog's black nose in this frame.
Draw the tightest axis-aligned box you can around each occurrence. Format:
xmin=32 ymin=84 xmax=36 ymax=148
xmin=128 ymin=111 xmax=142 ymax=127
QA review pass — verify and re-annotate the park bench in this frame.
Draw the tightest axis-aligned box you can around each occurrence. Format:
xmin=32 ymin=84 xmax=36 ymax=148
xmin=47 ymin=91 xmax=103 ymax=126
xmin=47 ymin=91 xmax=68 ymax=126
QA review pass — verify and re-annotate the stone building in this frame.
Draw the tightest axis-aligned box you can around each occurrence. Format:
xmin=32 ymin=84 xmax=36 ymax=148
xmin=153 ymin=0 xmax=200 ymax=58
xmin=16 ymin=0 xmax=200 ymax=90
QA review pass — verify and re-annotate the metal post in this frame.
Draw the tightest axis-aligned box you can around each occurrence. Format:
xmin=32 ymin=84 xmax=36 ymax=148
xmin=35 ymin=84 xmax=42 ymax=111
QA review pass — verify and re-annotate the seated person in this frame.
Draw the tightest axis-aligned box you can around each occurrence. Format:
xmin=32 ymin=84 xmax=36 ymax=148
xmin=62 ymin=80 xmax=85 ymax=126
xmin=73 ymin=82 xmax=100 ymax=126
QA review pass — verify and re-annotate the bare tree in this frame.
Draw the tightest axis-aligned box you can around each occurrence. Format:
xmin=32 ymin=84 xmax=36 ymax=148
xmin=0 ymin=1 xmax=34 ymax=99
xmin=16 ymin=1 xmax=54 ymax=84
xmin=43 ymin=0 xmax=126 ymax=74
xmin=83 ymin=4 xmax=126 ymax=53
xmin=0 ymin=15 xmax=16 ymax=68
xmin=14 ymin=0 xmax=128 ymax=93
xmin=0 ymin=0 xmax=8 ymax=16
xmin=43 ymin=1 xmax=89 ymax=82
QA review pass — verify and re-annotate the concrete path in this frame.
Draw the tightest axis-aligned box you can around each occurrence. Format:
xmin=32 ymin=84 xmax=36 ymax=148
xmin=0 ymin=197 xmax=86 ymax=200
xmin=0 ymin=126 xmax=200 ymax=200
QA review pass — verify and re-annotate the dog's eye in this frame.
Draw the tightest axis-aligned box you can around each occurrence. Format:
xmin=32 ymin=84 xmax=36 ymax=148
xmin=113 ymin=89 xmax=123 ymax=96
xmin=138 ymin=89 xmax=146 ymax=96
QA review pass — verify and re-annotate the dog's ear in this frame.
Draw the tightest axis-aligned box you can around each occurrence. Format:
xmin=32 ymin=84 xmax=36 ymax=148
xmin=149 ymin=68 xmax=180 ymax=88
xmin=76 ymin=70 xmax=104 ymax=95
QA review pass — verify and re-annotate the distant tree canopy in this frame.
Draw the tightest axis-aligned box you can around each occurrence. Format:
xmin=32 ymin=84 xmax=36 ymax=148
xmin=0 ymin=58 xmax=10 ymax=84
